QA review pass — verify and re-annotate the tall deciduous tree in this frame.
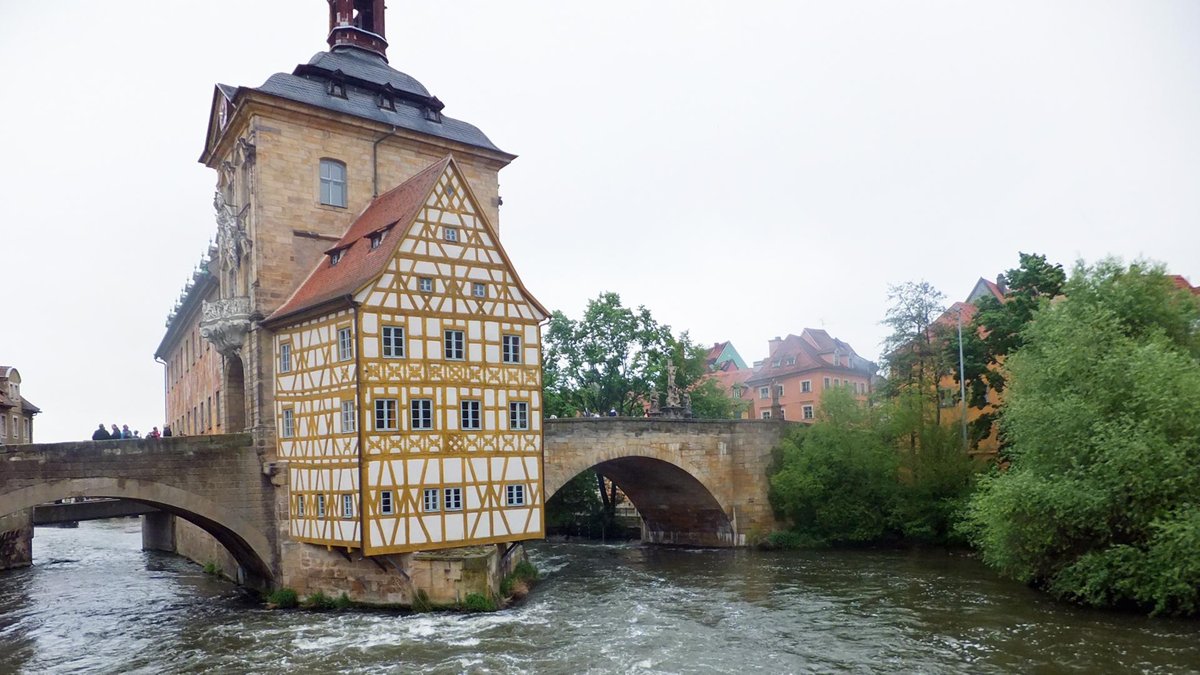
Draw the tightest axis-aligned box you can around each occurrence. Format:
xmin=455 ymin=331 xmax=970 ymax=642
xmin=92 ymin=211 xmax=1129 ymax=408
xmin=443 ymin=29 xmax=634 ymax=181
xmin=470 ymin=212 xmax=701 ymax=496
xmin=543 ymin=292 xmax=672 ymax=416
xmin=962 ymin=259 xmax=1200 ymax=616
xmin=954 ymin=253 xmax=1066 ymax=447
xmin=880 ymin=281 xmax=952 ymax=447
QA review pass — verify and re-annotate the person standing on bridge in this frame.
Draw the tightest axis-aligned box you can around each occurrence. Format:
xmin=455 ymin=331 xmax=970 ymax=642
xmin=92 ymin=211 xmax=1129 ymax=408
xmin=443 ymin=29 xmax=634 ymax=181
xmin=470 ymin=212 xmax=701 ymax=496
xmin=110 ymin=424 xmax=121 ymax=439
xmin=121 ymin=424 xmax=132 ymax=439
xmin=163 ymin=424 xmax=172 ymax=438
xmin=147 ymin=427 xmax=161 ymax=439
xmin=91 ymin=424 xmax=110 ymax=441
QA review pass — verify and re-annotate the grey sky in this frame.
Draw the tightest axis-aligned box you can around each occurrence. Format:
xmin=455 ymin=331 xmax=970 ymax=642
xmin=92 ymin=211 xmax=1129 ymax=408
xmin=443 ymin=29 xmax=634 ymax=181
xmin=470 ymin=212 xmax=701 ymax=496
xmin=2 ymin=1 xmax=1197 ymax=442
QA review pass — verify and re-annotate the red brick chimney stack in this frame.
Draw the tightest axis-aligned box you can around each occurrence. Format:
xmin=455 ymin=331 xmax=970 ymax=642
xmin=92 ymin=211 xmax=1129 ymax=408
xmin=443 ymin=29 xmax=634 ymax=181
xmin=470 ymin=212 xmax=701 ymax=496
xmin=328 ymin=0 xmax=389 ymax=61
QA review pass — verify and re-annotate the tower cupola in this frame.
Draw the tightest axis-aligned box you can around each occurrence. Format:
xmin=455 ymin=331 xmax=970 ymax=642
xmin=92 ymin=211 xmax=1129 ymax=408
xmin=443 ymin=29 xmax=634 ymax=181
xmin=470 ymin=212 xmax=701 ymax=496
xmin=328 ymin=0 xmax=388 ymax=61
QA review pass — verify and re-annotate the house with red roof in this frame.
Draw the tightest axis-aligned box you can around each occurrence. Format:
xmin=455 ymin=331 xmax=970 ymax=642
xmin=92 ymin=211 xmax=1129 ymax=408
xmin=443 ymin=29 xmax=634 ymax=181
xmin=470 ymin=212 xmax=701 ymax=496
xmin=261 ymin=155 xmax=548 ymax=556
xmin=743 ymin=330 xmax=876 ymax=421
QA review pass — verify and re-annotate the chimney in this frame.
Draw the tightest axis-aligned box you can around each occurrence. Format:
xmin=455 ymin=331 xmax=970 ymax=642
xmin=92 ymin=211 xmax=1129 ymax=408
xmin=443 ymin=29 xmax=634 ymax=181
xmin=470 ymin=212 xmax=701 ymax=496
xmin=328 ymin=0 xmax=389 ymax=61
xmin=768 ymin=336 xmax=782 ymax=354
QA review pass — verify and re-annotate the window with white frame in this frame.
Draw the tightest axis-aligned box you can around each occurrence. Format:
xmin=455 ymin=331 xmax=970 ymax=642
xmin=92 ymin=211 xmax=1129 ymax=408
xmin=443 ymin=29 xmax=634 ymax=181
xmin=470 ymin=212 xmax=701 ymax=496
xmin=341 ymin=400 xmax=356 ymax=433
xmin=761 ymin=410 xmax=771 ymax=419
xmin=369 ymin=232 xmax=384 ymax=250
xmin=803 ymin=405 xmax=814 ymax=420
xmin=758 ymin=386 xmax=769 ymax=399
xmin=342 ymin=494 xmax=353 ymax=518
xmin=411 ymin=399 xmax=433 ymax=430
xmin=279 ymin=343 xmax=291 ymax=372
xmin=317 ymin=494 xmax=326 ymax=518
xmin=296 ymin=495 xmax=305 ymax=517
xmin=509 ymin=401 xmax=529 ymax=430
xmin=319 ymin=159 xmax=347 ymax=207
xmin=380 ymin=490 xmax=394 ymax=515
xmin=338 ymin=327 xmax=353 ymax=361
xmin=282 ymin=409 xmax=295 ymax=437
xmin=801 ymin=380 xmax=812 ymax=393
xmin=444 ymin=487 xmax=463 ymax=511
xmin=444 ymin=227 xmax=458 ymax=242
xmin=419 ymin=277 xmax=433 ymax=293
xmin=423 ymin=488 xmax=440 ymax=512
xmin=374 ymin=399 xmax=397 ymax=430
xmin=502 ymin=334 xmax=521 ymax=364
xmin=461 ymin=400 xmax=481 ymax=430
xmin=506 ymin=484 xmax=526 ymax=506
xmin=824 ymin=377 xmax=831 ymax=389
xmin=472 ymin=282 xmax=486 ymax=298
xmin=444 ymin=329 xmax=464 ymax=360
xmin=382 ymin=325 xmax=405 ymax=358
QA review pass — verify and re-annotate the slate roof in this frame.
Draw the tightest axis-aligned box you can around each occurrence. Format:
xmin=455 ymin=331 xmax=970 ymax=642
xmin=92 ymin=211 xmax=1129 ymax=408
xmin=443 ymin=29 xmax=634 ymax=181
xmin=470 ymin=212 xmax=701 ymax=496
xmin=236 ymin=47 xmax=505 ymax=155
xmin=266 ymin=156 xmax=450 ymax=323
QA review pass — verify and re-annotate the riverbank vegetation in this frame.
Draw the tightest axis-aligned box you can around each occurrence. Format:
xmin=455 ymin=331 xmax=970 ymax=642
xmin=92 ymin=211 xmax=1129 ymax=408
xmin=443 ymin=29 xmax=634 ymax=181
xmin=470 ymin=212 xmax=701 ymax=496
xmin=767 ymin=257 xmax=1200 ymax=617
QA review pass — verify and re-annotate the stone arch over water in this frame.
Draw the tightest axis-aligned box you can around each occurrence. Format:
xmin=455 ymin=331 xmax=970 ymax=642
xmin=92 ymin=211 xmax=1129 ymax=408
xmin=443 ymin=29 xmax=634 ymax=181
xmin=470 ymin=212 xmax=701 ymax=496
xmin=0 ymin=478 xmax=275 ymax=588
xmin=543 ymin=419 xmax=790 ymax=547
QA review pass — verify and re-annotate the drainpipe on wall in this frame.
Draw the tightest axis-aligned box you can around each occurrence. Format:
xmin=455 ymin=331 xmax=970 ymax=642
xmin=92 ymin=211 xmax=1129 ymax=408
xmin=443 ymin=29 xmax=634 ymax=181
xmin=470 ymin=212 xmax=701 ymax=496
xmin=372 ymin=126 xmax=399 ymax=198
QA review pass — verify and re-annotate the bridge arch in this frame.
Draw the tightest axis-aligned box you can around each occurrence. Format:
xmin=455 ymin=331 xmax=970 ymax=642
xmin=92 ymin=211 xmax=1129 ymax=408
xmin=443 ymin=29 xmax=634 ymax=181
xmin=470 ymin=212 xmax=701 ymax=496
xmin=0 ymin=478 xmax=274 ymax=587
xmin=543 ymin=418 xmax=782 ymax=547
xmin=548 ymin=455 xmax=736 ymax=547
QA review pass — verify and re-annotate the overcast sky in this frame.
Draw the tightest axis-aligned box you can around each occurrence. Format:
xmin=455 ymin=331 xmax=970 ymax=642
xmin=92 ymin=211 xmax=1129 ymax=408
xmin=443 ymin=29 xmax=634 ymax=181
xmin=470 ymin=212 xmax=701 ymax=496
xmin=2 ymin=1 xmax=1197 ymax=442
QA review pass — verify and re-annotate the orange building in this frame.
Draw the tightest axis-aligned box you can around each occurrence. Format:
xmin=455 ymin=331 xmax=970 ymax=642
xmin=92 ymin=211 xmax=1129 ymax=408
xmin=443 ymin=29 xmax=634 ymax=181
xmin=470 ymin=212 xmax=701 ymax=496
xmin=935 ymin=277 xmax=1006 ymax=457
xmin=743 ymin=329 xmax=875 ymax=422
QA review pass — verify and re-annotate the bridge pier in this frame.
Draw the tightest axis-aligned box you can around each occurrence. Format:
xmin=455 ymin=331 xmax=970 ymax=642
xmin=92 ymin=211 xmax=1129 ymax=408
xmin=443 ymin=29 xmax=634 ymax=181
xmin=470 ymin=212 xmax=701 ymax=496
xmin=0 ymin=509 xmax=33 ymax=570
xmin=141 ymin=511 xmax=176 ymax=553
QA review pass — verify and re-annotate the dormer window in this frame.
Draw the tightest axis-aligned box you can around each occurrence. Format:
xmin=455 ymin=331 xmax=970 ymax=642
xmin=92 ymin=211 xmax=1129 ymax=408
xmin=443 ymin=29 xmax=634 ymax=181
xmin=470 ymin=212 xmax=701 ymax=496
xmin=330 ymin=249 xmax=344 ymax=266
xmin=423 ymin=106 xmax=442 ymax=123
xmin=378 ymin=92 xmax=395 ymax=111
xmin=369 ymin=232 xmax=384 ymax=250
xmin=328 ymin=70 xmax=348 ymax=99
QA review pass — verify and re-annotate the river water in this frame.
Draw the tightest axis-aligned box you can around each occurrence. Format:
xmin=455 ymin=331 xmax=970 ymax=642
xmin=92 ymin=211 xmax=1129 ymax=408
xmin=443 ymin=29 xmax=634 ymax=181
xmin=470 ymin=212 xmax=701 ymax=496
xmin=0 ymin=520 xmax=1197 ymax=674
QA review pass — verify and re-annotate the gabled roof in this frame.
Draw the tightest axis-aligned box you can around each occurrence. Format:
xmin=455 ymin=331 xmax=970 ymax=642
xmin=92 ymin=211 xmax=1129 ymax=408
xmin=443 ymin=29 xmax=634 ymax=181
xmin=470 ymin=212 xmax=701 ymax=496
xmin=966 ymin=277 xmax=1006 ymax=304
xmin=1171 ymin=275 xmax=1200 ymax=295
xmin=744 ymin=331 xmax=875 ymax=385
xmin=266 ymin=157 xmax=449 ymax=324
xmin=266 ymin=155 xmax=547 ymax=325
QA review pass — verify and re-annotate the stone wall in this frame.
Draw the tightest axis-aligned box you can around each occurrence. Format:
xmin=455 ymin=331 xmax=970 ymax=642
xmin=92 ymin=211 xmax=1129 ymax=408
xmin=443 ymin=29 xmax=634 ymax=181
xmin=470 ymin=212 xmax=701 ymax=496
xmin=0 ymin=509 xmax=32 ymax=570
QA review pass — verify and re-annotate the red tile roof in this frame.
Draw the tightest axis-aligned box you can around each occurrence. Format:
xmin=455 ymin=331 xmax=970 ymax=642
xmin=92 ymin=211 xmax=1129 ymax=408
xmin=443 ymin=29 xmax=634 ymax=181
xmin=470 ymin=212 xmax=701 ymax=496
xmin=268 ymin=157 xmax=450 ymax=323
xmin=1171 ymin=275 xmax=1200 ymax=295
xmin=744 ymin=330 xmax=874 ymax=385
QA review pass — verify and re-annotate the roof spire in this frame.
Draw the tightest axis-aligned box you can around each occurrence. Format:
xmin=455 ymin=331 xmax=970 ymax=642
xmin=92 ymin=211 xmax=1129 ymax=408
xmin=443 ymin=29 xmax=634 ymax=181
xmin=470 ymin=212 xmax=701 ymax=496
xmin=327 ymin=0 xmax=389 ymax=61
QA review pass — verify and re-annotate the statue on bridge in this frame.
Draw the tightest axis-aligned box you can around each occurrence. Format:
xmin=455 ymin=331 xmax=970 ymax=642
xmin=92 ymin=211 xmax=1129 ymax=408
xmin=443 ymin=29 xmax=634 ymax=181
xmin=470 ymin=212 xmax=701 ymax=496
xmin=650 ymin=361 xmax=692 ymax=419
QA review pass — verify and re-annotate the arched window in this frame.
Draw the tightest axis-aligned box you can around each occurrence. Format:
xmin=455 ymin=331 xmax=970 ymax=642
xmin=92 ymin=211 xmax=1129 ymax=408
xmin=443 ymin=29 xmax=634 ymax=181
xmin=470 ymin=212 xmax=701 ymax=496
xmin=319 ymin=159 xmax=347 ymax=207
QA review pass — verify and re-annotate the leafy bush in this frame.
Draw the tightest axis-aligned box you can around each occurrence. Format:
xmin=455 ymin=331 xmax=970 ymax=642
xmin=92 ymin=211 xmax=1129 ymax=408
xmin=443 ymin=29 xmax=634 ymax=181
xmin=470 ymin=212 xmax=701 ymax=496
xmin=961 ymin=260 xmax=1200 ymax=615
xmin=463 ymin=592 xmax=496 ymax=612
xmin=333 ymin=593 xmax=353 ymax=610
xmin=769 ymin=389 xmax=899 ymax=544
xmin=267 ymin=588 xmax=299 ymax=609
xmin=303 ymin=591 xmax=336 ymax=610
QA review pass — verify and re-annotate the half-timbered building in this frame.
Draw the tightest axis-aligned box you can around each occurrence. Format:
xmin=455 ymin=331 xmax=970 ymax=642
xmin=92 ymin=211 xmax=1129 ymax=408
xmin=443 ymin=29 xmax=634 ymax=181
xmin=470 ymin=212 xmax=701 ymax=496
xmin=263 ymin=156 xmax=547 ymax=555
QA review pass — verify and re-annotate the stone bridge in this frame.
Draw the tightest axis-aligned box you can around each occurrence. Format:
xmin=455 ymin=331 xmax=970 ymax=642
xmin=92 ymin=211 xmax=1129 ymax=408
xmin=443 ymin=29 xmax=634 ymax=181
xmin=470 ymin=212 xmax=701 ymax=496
xmin=0 ymin=434 xmax=276 ymax=588
xmin=544 ymin=418 xmax=788 ymax=546
xmin=0 ymin=420 xmax=790 ymax=589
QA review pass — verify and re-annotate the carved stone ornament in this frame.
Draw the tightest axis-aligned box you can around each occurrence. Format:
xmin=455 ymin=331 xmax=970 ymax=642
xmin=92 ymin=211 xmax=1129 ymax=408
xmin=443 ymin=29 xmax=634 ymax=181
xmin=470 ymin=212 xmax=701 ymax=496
xmin=200 ymin=296 xmax=253 ymax=357
xmin=214 ymin=191 xmax=250 ymax=273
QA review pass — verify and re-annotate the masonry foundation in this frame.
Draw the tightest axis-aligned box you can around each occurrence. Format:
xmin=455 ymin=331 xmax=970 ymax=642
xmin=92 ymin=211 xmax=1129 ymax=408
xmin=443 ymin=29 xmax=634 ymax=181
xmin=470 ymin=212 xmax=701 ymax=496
xmin=0 ymin=509 xmax=33 ymax=570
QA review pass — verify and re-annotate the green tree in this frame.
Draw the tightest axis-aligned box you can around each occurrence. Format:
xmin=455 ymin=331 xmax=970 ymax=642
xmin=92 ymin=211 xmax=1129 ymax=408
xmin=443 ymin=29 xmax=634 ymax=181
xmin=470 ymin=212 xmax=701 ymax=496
xmin=954 ymin=253 xmax=1066 ymax=448
xmin=542 ymin=293 xmax=672 ymax=416
xmin=769 ymin=387 xmax=900 ymax=545
xmin=880 ymin=281 xmax=953 ymax=447
xmin=961 ymin=259 xmax=1200 ymax=615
